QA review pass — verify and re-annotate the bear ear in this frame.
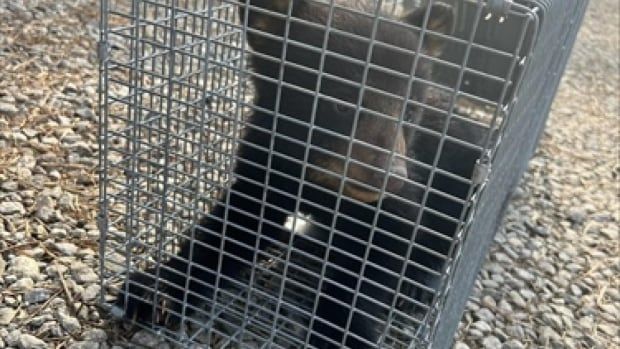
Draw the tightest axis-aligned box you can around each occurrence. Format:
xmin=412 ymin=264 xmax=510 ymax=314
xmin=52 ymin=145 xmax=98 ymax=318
xmin=402 ymin=3 xmax=455 ymax=56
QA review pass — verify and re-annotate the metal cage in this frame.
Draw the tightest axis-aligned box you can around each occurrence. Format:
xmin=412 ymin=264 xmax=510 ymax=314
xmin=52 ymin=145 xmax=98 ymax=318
xmin=97 ymin=0 xmax=587 ymax=348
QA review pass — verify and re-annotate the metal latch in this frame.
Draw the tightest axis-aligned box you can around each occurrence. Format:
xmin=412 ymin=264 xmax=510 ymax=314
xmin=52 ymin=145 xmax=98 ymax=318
xmin=472 ymin=150 xmax=492 ymax=186
xmin=97 ymin=40 xmax=109 ymax=63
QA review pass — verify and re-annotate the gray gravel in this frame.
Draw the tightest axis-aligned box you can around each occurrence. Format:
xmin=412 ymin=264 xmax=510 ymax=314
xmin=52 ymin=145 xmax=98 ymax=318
xmin=455 ymin=1 xmax=619 ymax=348
xmin=0 ymin=0 xmax=617 ymax=348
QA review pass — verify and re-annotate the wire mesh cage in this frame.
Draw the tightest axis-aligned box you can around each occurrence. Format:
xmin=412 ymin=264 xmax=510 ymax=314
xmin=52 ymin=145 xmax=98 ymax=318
xmin=97 ymin=0 xmax=588 ymax=348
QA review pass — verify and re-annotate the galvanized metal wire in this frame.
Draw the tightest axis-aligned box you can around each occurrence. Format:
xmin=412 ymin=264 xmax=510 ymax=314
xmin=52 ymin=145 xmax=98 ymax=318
xmin=98 ymin=0 xmax=587 ymax=347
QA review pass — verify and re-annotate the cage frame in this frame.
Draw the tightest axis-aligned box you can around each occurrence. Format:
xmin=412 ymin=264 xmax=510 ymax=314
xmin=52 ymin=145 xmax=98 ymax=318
xmin=97 ymin=0 xmax=589 ymax=348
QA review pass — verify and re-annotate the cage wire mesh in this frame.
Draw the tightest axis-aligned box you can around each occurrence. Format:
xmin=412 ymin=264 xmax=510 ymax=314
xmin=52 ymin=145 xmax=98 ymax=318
xmin=97 ymin=0 xmax=587 ymax=348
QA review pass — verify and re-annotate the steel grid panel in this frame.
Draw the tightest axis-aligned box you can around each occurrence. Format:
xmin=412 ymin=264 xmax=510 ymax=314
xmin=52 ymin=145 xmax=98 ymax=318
xmin=97 ymin=0 xmax=587 ymax=348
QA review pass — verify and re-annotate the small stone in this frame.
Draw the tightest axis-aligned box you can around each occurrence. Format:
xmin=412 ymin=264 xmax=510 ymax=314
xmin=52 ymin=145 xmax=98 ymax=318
xmin=50 ymin=228 xmax=68 ymax=238
xmin=481 ymin=295 xmax=496 ymax=308
xmin=57 ymin=193 xmax=75 ymax=211
xmin=509 ymin=291 xmax=526 ymax=308
xmin=0 ymin=256 xmax=5 ymax=277
xmin=473 ymin=321 xmax=492 ymax=333
xmin=82 ymin=328 xmax=107 ymax=342
xmin=131 ymin=330 xmax=161 ymax=347
xmin=27 ymin=314 xmax=54 ymax=327
xmin=525 ymin=221 xmax=550 ymax=237
xmin=454 ymin=342 xmax=470 ymax=349
xmin=5 ymin=329 xmax=21 ymax=347
xmin=506 ymin=324 xmax=525 ymax=339
xmin=24 ymin=289 xmax=52 ymax=304
xmin=80 ymin=284 xmax=100 ymax=301
xmin=538 ymin=326 xmax=561 ymax=345
xmin=35 ymin=206 xmax=56 ymax=223
xmin=8 ymin=256 xmax=40 ymax=279
xmin=539 ymin=261 xmax=556 ymax=275
xmin=502 ymin=340 xmax=524 ymax=349
xmin=75 ymin=107 xmax=94 ymax=119
xmin=519 ymin=289 xmax=536 ymax=301
xmin=497 ymin=299 xmax=512 ymax=316
xmin=597 ymin=323 xmax=617 ymax=336
xmin=57 ymin=312 xmax=81 ymax=335
xmin=67 ymin=341 xmax=100 ymax=349
xmin=515 ymin=269 xmax=536 ymax=282
xmin=482 ymin=335 xmax=502 ymax=349
xmin=70 ymin=262 xmax=98 ymax=284
xmin=0 ymin=201 xmax=25 ymax=215
xmin=477 ymin=308 xmax=495 ymax=322
xmin=566 ymin=207 xmax=587 ymax=224
xmin=0 ymin=307 xmax=17 ymax=325
xmin=46 ymin=264 xmax=68 ymax=277
xmin=17 ymin=333 xmax=47 ymax=349
xmin=0 ymin=181 xmax=18 ymax=191
xmin=0 ymin=102 xmax=18 ymax=115
xmin=542 ymin=312 xmax=564 ymax=331
xmin=48 ymin=170 xmax=61 ymax=180
xmin=600 ymin=227 xmax=618 ymax=240
xmin=481 ymin=279 xmax=499 ymax=289
xmin=569 ymin=284 xmax=582 ymax=297
xmin=53 ymin=242 xmax=78 ymax=256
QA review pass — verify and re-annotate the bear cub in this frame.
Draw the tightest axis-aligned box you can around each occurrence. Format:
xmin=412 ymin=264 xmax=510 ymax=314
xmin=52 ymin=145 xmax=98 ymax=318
xmin=113 ymin=1 xmax=471 ymax=348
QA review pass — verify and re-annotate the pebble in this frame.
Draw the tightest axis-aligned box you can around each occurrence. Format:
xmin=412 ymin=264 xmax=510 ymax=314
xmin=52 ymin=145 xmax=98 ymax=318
xmin=473 ymin=321 xmax=492 ymax=333
xmin=53 ymin=242 xmax=79 ymax=256
xmin=502 ymin=339 xmax=524 ymax=349
xmin=509 ymin=291 xmax=527 ymax=308
xmin=28 ymin=314 xmax=54 ymax=327
xmin=482 ymin=335 xmax=502 ymax=349
xmin=57 ymin=312 xmax=81 ymax=335
xmin=0 ymin=256 xmax=5 ymax=277
xmin=70 ymin=262 xmax=98 ymax=284
xmin=524 ymin=221 xmax=550 ymax=237
xmin=17 ymin=334 xmax=47 ymax=349
xmin=566 ymin=207 xmax=587 ymax=224
xmin=539 ymin=261 xmax=556 ymax=274
xmin=82 ymin=328 xmax=107 ymax=342
xmin=538 ymin=326 xmax=561 ymax=345
xmin=599 ymin=227 xmax=618 ymax=240
xmin=515 ymin=269 xmax=536 ymax=282
xmin=24 ymin=289 xmax=52 ymax=304
xmin=519 ymin=289 xmax=536 ymax=301
xmin=131 ymin=330 xmax=162 ymax=347
xmin=0 ymin=308 xmax=16 ymax=326
xmin=67 ymin=341 xmax=100 ymax=349
xmin=505 ymin=325 xmax=525 ymax=339
xmin=0 ymin=201 xmax=25 ymax=215
xmin=46 ymin=264 xmax=68 ymax=277
xmin=454 ymin=342 xmax=470 ymax=349
xmin=8 ymin=256 xmax=40 ymax=279
xmin=0 ymin=102 xmax=18 ymax=115
xmin=597 ymin=323 xmax=617 ymax=337
xmin=0 ymin=181 xmax=18 ymax=191
xmin=542 ymin=312 xmax=564 ymax=331
xmin=481 ymin=295 xmax=496 ymax=308
xmin=80 ymin=284 xmax=100 ymax=301
xmin=476 ymin=308 xmax=495 ymax=322
xmin=34 ymin=203 xmax=57 ymax=223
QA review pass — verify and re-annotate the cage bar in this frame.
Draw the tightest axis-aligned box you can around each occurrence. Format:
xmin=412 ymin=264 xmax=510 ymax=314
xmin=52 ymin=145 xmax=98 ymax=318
xmin=98 ymin=1 xmax=588 ymax=348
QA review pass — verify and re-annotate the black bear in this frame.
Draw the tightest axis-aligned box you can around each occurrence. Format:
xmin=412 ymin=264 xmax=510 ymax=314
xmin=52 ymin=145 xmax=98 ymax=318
xmin=114 ymin=1 xmax=464 ymax=348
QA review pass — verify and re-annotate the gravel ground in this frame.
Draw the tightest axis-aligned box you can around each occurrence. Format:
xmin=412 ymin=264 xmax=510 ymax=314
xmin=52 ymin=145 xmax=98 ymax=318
xmin=455 ymin=1 xmax=620 ymax=348
xmin=0 ymin=1 xmax=617 ymax=349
